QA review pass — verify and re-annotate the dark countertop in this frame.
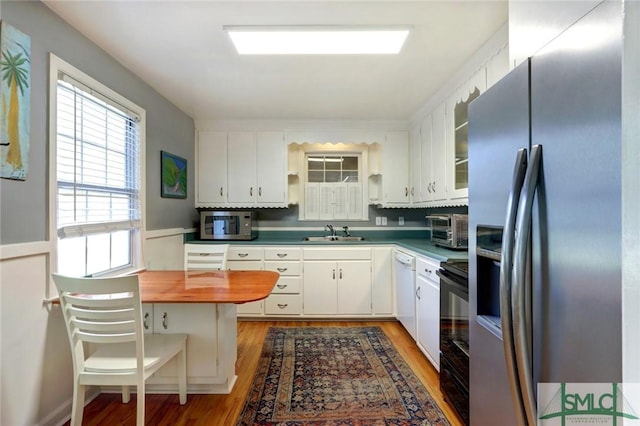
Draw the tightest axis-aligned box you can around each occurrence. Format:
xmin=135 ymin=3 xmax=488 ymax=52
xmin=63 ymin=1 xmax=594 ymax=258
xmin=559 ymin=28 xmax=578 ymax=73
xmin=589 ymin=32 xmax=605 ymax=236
xmin=186 ymin=230 xmax=468 ymax=262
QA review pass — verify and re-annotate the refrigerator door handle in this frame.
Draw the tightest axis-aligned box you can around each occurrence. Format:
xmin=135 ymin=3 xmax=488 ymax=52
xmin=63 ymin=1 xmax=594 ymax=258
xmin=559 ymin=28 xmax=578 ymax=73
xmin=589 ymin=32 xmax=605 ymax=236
xmin=513 ymin=144 xmax=543 ymax=426
xmin=499 ymin=147 xmax=528 ymax=426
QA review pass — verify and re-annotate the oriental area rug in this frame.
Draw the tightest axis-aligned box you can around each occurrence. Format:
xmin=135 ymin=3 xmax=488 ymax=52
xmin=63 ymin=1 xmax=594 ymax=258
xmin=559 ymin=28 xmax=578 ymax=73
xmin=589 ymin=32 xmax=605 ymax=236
xmin=235 ymin=326 xmax=450 ymax=426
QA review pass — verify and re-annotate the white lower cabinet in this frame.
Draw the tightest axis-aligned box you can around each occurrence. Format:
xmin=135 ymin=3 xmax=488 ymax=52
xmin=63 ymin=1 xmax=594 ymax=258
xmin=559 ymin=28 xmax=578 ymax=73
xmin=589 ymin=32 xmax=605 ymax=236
xmin=415 ymin=255 xmax=441 ymax=371
xmin=303 ymin=247 xmax=372 ymax=316
xmin=263 ymin=247 xmax=303 ymax=316
xmin=144 ymin=303 xmax=237 ymax=393
xmin=228 ymin=246 xmax=265 ymax=315
xmin=228 ymin=244 xmax=393 ymax=318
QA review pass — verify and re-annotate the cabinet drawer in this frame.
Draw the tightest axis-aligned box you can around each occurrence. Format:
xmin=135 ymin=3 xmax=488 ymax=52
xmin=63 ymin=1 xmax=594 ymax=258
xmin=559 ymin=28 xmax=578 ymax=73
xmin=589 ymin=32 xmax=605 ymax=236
xmin=228 ymin=246 xmax=263 ymax=261
xmin=303 ymin=247 xmax=371 ymax=260
xmin=272 ymin=276 xmax=301 ymax=294
xmin=416 ymin=256 xmax=440 ymax=281
xmin=227 ymin=260 xmax=263 ymax=271
xmin=264 ymin=247 xmax=302 ymax=260
xmin=264 ymin=261 xmax=301 ymax=276
xmin=264 ymin=294 xmax=302 ymax=315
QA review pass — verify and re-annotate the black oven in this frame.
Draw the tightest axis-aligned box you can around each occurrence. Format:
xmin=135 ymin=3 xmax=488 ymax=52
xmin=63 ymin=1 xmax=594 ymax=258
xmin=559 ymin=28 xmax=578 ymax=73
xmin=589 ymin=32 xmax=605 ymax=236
xmin=437 ymin=260 xmax=469 ymax=425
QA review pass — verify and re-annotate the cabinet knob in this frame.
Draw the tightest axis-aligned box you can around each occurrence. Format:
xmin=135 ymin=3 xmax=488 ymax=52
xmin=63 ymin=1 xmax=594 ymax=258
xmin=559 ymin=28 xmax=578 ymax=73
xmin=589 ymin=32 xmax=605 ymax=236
xmin=432 ymin=181 xmax=436 ymax=192
xmin=416 ymin=286 xmax=421 ymax=299
xmin=277 ymin=253 xmax=287 ymax=258
xmin=277 ymin=304 xmax=288 ymax=309
xmin=332 ymin=269 xmax=336 ymax=279
xmin=405 ymin=187 xmax=408 ymax=197
xmin=250 ymin=187 xmax=253 ymax=196
xmin=277 ymin=267 xmax=288 ymax=273
xmin=259 ymin=187 xmax=262 ymax=197
xmin=339 ymin=268 xmax=343 ymax=279
xmin=144 ymin=312 xmax=150 ymax=330
xmin=162 ymin=312 xmax=168 ymax=330
xmin=411 ymin=187 xmax=415 ymax=196
xmin=277 ymin=284 xmax=287 ymax=289
xmin=238 ymin=253 xmax=249 ymax=258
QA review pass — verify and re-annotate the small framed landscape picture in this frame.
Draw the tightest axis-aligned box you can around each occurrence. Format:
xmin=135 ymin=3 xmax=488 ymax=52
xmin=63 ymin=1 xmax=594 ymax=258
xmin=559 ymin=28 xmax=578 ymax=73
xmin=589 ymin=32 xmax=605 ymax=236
xmin=161 ymin=151 xmax=187 ymax=198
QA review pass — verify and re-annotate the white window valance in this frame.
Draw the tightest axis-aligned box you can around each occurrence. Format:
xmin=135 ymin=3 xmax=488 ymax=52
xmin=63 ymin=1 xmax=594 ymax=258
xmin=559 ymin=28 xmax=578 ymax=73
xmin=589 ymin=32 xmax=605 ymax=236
xmin=286 ymin=130 xmax=385 ymax=146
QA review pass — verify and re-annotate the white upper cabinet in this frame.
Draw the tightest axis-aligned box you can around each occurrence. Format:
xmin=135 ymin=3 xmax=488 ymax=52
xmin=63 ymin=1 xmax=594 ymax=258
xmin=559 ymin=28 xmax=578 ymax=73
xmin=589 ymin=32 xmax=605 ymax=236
xmin=423 ymin=103 xmax=447 ymax=203
xmin=509 ymin=1 xmax=600 ymax=67
xmin=227 ymin=131 xmax=257 ymax=204
xmin=409 ymin=124 xmax=423 ymax=204
xmin=256 ymin=131 xmax=286 ymax=204
xmin=431 ymin=102 xmax=447 ymax=202
xmin=197 ymin=131 xmax=227 ymax=205
xmin=446 ymin=67 xmax=487 ymax=201
xmin=196 ymin=130 xmax=287 ymax=208
xmin=486 ymin=45 xmax=510 ymax=90
xmin=382 ymin=131 xmax=410 ymax=205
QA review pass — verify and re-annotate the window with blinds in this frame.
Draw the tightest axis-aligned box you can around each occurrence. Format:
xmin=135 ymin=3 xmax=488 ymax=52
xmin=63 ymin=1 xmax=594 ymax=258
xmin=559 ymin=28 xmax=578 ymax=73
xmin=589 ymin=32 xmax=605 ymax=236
xmin=54 ymin=70 xmax=143 ymax=277
xmin=304 ymin=154 xmax=363 ymax=220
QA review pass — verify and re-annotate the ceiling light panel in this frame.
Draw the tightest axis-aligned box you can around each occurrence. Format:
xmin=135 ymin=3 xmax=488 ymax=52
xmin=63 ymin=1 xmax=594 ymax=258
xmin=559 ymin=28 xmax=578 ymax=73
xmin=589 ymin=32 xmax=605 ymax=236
xmin=224 ymin=25 xmax=411 ymax=55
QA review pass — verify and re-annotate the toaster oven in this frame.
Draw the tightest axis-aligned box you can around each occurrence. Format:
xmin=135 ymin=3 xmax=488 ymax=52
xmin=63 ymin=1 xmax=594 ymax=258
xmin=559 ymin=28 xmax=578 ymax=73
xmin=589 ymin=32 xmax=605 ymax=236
xmin=426 ymin=214 xmax=468 ymax=249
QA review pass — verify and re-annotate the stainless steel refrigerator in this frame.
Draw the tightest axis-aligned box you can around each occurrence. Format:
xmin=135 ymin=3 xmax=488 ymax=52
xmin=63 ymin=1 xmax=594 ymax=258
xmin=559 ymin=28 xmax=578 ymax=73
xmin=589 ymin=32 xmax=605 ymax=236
xmin=467 ymin=2 xmax=622 ymax=425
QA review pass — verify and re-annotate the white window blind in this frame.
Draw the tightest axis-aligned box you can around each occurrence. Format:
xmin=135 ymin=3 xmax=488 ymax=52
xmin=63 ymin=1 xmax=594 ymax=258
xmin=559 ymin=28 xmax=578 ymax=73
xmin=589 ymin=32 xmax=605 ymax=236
xmin=304 ymin=154 xmax=364 ymax=220
xmin=56 ymin=76 xmax=141 ymax=240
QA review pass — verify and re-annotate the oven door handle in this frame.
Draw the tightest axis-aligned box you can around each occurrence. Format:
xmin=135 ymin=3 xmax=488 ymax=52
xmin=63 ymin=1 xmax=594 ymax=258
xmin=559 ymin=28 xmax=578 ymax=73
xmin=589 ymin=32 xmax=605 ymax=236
xmin=499 ymin=148 xmax=528 ymax=426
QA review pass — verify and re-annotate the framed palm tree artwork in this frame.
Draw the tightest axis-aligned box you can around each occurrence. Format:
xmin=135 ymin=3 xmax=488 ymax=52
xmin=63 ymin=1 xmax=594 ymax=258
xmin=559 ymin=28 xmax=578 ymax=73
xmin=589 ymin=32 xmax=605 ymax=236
xmin=0 ymin=21 xmax=31 ymax=181
xmin=161 ymin=151 xmax=187 ymax=198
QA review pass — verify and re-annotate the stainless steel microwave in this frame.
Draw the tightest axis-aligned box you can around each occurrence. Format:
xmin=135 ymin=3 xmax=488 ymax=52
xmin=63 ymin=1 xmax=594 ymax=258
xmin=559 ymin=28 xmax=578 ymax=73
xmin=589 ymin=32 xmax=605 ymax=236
xmin=200 ymin=211 xmax=257 ymax=240
xmin=426 ymin=214 xmax=468 ymax=249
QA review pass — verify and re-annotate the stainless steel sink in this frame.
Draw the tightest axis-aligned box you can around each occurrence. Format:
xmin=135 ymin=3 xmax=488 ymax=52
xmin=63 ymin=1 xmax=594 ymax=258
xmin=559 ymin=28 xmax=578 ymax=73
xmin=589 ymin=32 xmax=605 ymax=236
xmin=303 ymin=236 xmax=365 ymax=242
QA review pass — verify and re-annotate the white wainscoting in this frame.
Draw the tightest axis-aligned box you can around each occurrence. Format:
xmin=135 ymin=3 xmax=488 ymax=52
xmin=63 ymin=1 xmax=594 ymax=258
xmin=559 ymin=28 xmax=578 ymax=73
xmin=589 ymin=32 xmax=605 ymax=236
xmin=144 ymin=228 xmax=187 ymax=270
xmin=0 ymin=241 xmax=75 ymax=426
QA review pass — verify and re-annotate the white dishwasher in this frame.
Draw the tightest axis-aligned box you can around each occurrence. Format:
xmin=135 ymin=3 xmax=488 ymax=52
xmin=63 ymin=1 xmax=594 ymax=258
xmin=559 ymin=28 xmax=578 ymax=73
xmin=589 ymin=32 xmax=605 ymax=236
xmin=394 ymin=249 xmax=416 ymax=339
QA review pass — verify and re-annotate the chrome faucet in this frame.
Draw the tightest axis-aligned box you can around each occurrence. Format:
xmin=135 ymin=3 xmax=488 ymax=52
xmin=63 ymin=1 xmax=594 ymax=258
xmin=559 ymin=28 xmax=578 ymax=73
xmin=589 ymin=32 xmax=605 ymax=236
xmin=325 ymin=224 xmax=336 ymax=236
xmin=342 ymin=226 xmax=350 ymax=237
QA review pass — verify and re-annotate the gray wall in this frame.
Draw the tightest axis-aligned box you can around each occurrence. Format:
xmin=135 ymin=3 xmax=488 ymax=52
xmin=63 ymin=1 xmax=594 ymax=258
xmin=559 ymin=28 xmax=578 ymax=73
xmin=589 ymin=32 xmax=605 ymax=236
xmin=0 ymin=1 xmax=197 ymax=245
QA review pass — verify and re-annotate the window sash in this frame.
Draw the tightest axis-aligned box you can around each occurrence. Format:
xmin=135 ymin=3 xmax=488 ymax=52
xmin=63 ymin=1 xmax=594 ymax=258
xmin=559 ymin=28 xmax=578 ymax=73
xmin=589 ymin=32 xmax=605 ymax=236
xmin=56 ymin=79 xmax=141 ymax=239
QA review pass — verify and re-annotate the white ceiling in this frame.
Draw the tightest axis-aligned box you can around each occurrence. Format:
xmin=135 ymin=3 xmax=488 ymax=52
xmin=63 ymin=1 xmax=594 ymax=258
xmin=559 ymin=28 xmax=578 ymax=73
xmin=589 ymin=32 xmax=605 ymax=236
xmin=42 ymin=0 xmax=508 ymax=121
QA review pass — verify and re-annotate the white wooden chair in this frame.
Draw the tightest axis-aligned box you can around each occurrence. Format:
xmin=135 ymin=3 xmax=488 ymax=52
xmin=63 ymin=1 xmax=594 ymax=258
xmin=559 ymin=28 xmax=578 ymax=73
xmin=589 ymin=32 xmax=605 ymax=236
xmin=184 ymin=243 xmax=229 ymax=270
xmin=52 ymin=273 xmax=187 ymax=426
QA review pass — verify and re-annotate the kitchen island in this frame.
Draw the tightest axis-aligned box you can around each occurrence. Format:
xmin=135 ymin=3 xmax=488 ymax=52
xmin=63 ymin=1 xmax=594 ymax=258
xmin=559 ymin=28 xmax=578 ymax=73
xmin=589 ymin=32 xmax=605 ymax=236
xmin=135 ymin=269 xmax=279 ymax=394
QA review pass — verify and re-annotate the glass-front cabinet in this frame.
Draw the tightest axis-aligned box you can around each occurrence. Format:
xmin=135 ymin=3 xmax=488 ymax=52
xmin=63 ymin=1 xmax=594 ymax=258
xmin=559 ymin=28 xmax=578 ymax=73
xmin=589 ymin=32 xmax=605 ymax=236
xmin=453 ymin=87 xmax=480 ymax=193
xmin=447 ymin=68 xmax=486 ymax=200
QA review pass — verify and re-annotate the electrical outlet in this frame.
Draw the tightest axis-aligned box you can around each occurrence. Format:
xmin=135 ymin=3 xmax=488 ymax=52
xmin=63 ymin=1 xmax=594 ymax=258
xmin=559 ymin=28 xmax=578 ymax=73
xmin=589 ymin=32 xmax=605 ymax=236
xmin=382 ymin=217 xmax=387 ymax=226
xmin=376 ymin=216 xmax=382 ymax=226
xmin=399 ymin=216 xmax=405 ymax=226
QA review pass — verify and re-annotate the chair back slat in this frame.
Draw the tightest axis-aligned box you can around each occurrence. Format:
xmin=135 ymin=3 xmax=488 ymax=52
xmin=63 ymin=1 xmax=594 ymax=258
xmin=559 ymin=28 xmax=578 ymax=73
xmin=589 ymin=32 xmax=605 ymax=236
xmin=65 ymin=292 xmax=134 ymax=308
xmin=71 ymin=318 xmax=136 ymax=333
xmin=184 ymin=243 xmax=228 ymax=270
xmin=75 ymin=331 xmax=137 ymax=344
xmin=67 ymin=306 xmax=135 ymax=321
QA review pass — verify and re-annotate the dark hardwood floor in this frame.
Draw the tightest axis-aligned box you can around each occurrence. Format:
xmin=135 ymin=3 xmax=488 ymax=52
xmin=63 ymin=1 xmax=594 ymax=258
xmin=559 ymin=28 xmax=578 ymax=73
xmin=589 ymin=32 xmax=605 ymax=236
xmin=64 ymin=320 xmax=464 ymax=425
